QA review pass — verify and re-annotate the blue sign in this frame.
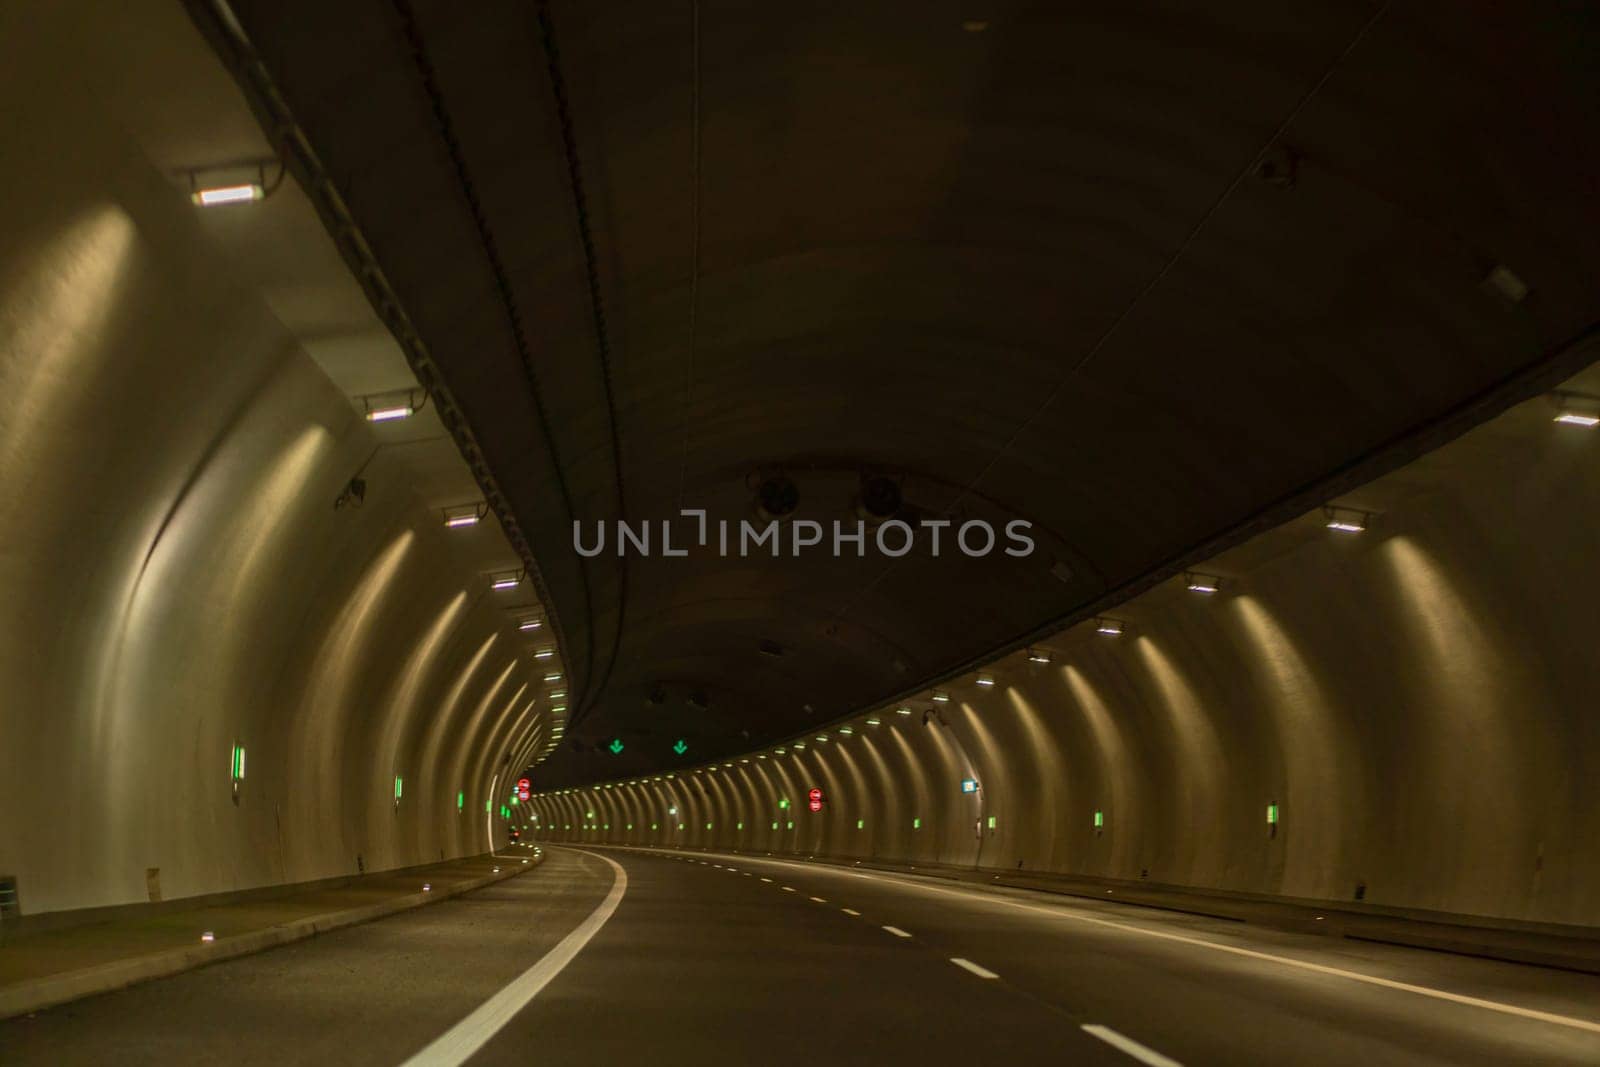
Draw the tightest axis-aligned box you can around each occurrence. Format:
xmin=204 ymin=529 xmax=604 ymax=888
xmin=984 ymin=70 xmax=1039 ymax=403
xmin=961 ymin=778 xmax=980 ymax=794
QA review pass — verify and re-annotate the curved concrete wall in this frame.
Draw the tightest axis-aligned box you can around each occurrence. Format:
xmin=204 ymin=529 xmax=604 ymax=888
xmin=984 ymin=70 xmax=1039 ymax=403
xmin=0 ymin=46 xmax=548 ymax=916
xmin=533 ymin=394 xmax=1600 ymax=928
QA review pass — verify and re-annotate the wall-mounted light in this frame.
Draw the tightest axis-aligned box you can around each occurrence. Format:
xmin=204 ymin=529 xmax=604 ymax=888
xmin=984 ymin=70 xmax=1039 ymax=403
xmin=548 ymin=690 xmax=566 ymax=700
xmin=1094 ymin=618 xmax=1125 ymax=636
xmin=188 ymin=159 xmax=283 ymax=207
xmin=895 ymin=706 xmax=913 ymax=716
xmin=1322 ymin=505 xmax=1371 ymax=534
xmin=1185 ymin=572 xmax=1222 ymax=594
xmin=1026 ymin=648 xmax=1051 ymax=664
xmin=1552 ymin=391 xmax=1600 ymax=427
xmin=544 ymin=672 xmax=562 ymax=683
xmin=866 ymin=717 xmax=881 ymax=727
xmin=518 ymin=617 xmax=543 ymax=632
xmin=534 ymin=648 xmax=556 ymax=659
xmin=931 ymin=690 xmax=951 ymax=703
xmin=488 ymin=569 xmax=525 ymax=591
xmin=975 ymin=673 xmax=995 ymax=688
xmin=838 ymin=726 xmax=854 ymax=735
xmin=358 ymin=387 xmax=425 ymax=423
xmin=442 ymin=502 xmax=488 ymax=528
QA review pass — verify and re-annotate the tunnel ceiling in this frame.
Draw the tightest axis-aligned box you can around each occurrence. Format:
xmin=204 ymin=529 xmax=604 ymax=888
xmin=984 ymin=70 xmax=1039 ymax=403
xmin=205 ymin=1 xmax=1600 ymax=787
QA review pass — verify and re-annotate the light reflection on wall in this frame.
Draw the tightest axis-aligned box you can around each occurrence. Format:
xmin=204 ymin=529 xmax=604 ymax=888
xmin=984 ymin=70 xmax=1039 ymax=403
xmin=1134 ymin=637 xmax=1226 ymax=885
xmin=1063 ymin=664 xmax=1133 ymax=874
xmin=1231 ymin=594 xmax=1348 ymax=898
xmin=286 ymin=529 xmax=415 ymax=873
xmin=1381 ymin=535 xmax=1527 ymax=914
xmin=1007 ymin=689 xmax=1066 ymax=868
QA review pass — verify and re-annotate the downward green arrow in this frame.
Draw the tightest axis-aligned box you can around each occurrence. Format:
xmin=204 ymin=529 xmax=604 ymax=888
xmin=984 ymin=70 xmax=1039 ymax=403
xmin=608 ymin=738 xmax=624 ymax=754
xmin=672 ymin=739 xmax=688 ymax=755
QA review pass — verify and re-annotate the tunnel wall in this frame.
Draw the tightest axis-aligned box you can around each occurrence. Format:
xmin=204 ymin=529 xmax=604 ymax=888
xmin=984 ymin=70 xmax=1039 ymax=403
xmin=0 ymin=50 xmax=546 ymax=917
xmin=533 ymin=402 xmax=1600 ymax=928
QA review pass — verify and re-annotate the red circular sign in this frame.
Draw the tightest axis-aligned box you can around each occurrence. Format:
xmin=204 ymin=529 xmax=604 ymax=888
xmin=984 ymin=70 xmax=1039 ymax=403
xmin=807 ymin=787 xmax=824 ymax=812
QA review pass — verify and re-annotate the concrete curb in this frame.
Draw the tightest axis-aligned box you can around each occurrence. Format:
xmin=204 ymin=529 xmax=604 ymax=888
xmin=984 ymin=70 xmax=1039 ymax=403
xmin=0 ymin=854 xmax=544 ymax=1021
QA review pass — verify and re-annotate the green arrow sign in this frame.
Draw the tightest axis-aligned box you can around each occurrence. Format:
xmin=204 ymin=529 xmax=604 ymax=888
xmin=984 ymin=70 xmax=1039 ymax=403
xmin=609 ymin=738 xmax=624 ymax=754
xmin=672 ymin=739 xmax=688 ymax=755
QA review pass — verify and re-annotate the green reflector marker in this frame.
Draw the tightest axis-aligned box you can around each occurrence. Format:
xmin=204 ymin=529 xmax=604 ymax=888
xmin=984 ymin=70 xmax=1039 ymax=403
xmin=394 ymin=776 xmax=403 ymax=800
xmin=771 ymin=821 xmax=778 ymax=830
xmin=856 ymin=819 xmax=864 ymax=830
xmin=913 ymin=817 xmax=921 ymax=830
xmin=779 ymin=798 xmax=789 ymax=809
xmin=737 ymin=821 xmax=743 ymax=830
xmin=1094 ymin=809 xmax=1104 ymax=828
xmin=705 ymin=822 xmax=712 ymax=830
xmin=786 ymin=821 xmax=794 ymax=830
xmin=457 ymin=791 xmax=464 ymax=812
xmin=1267 ymin=803 xmax=1279 ymax=825
xmin=987 ymin=815 xmax=997 ymax=829
xmin=230 ymin=745 xmax=246 ymax=780
xmin=652 ymin=823 xmax=658 ymax=830
xmin=627 ymin=823 xmax=633 ymax=830
xmin=486 ymin=801 xmax=491 ymax=813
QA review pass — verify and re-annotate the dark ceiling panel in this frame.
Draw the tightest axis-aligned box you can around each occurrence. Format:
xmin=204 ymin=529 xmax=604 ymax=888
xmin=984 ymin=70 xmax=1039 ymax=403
xmin=217 ymin=0 xmax=1600 ymax=787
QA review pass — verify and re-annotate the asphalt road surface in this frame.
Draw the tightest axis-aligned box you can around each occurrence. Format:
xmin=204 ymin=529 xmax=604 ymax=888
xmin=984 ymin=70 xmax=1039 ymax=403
xmin=5 ymin=845 xmax=1599 ymax=1066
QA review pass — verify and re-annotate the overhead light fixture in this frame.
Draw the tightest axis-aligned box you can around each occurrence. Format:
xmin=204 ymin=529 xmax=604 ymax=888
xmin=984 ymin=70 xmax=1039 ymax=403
xmin=544 ymin=672 xmax=563 ymax=683
xmin=534 ymin=649 xmax=556 ymax=659
xmin=838 ymin=726 xmax=854 ymax=735
xmin=1026 ymin=648 xmax=1051 ymax=664
xmin=549 ymin=690 xmax=566 ymax=700
xmin=1555 ymin=412 xmax=1600 ymax=427
xmin=1185 ymin=572 xmax=1222 ymax=594
xmin=975 ymin=674 xmax=995 ymax=688
xmin=931 ymin=691 xmax=950 ymax=703
xmin=442 ymin=502 xmax=487 ymax=528
xmin=1095 ymin=618 xmax=1125 ymax=636
xmin=518 ymin=618 xmax=543 ymax=632
xmin=896 ymin=706 xmax=913 ymax=716
xmin=753 ymin=472 xmax=799 ymax=520
xmin=1322 ymin=505 xmax=1370 ymax=534
xmin=550 ymin=705 xmax=566 ymax=713
xmin=866 ymin=717 xmax=881 ymax=726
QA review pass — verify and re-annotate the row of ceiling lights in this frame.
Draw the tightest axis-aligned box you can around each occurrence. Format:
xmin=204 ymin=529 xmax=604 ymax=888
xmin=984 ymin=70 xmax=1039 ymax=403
xmin=191 ymin=167 xmax=569 ymax=766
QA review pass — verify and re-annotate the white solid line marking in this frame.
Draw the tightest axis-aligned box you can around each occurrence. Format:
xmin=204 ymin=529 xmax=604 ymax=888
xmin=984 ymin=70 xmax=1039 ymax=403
xmin=841 ymin=908 xmax=861 ymax=916
xmin=950 ymin=957 xmax=1000 ymax=980
xmin=810 ymin=896 xmax=827 ymax=903
xmin=882 ymin=926 xmax=912 ymax=938
xmin=401 ymin=849 xmax=626 ymax=1067
xmin=754 ymin=861 xmax=1600 ymax=1037
xmin=1081 ymin=1025 xmax=1184 ymax=1067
